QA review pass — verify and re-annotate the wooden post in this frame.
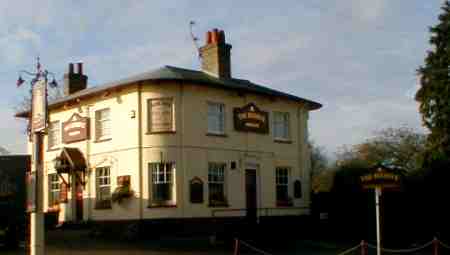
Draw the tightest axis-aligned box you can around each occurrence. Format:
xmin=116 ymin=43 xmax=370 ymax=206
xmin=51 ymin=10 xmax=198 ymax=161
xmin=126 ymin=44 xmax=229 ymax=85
xmin=361 ymin=240 xmax=367 ymax=255
xmin=234 ymin=238 xmax=240 ymax=255
xmin=433 ymin=237 xmax=439 ymax=255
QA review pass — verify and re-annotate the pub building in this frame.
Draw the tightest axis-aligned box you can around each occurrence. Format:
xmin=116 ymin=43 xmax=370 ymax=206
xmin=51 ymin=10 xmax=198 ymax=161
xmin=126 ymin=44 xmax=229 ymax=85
xmin=16 ymin=29 xmax=321 ymax=231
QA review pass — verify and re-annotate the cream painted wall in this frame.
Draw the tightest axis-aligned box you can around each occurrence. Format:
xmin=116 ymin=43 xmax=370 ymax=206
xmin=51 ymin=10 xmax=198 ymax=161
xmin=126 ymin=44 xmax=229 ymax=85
xmin=34 ymin=80 xmax=313 ymax=223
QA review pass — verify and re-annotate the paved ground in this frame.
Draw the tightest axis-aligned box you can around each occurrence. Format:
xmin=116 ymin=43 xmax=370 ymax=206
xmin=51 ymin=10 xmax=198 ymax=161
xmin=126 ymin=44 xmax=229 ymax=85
xmin=1 ymin=229 xmax=447 ymax=255
xmin=0 ymin=229 xmax=354 ymax=255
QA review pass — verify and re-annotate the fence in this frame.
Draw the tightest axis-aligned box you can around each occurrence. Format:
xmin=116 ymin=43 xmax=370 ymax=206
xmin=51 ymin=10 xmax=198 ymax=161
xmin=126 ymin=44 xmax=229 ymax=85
xmin=233 ymin=237 xmax=450 ymax=255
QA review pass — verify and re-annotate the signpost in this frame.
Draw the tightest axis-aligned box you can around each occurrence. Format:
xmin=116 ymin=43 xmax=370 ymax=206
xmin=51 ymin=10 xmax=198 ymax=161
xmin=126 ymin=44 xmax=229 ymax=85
xmin=17 ymin=58 xmax=58 ymax=255
xmin=361 ymin=165 xmax=401 ymax=255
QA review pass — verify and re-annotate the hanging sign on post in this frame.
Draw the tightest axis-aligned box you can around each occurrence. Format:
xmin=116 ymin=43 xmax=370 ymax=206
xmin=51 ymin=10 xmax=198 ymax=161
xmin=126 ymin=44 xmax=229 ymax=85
xmin=31 ymin=79 xmax=47 ymax=133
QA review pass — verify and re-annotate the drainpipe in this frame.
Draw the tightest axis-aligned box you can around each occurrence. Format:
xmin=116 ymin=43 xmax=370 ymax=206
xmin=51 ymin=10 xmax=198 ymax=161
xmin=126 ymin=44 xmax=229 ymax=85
xmin=297 ymin=106 xmax=304 ymax=210
xmin=180 ymin=81 xmax=185 ymax=218
xmin=138 ymin=82 xmax=143 ymax=221
xmin=86 ymin=104 xmax=92 ymax=221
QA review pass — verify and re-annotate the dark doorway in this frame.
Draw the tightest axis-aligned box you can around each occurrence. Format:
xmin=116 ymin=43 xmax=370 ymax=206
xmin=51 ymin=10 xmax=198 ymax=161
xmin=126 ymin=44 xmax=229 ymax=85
xmin=245 ymin=169 xmax=257 ymax=223
xmin=75 ymin=173 xmax=83 ymax=221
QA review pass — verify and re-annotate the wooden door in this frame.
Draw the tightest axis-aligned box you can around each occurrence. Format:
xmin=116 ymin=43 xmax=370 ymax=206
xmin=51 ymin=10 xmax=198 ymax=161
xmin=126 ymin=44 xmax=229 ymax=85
xmin=245 ymin=169 xmax=257 ymax=223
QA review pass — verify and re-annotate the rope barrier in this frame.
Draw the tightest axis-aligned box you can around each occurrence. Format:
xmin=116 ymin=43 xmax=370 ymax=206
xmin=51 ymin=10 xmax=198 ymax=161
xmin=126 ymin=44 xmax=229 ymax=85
xmin=367 ymin=240 xmax=433 ymax=253
xmin=237 ymin=239 xmax=274 ymax=255
xmin=439 ymin=239 xmax=450 ymax=250
xmin=335 ymin=244 xmax=361 ymax=255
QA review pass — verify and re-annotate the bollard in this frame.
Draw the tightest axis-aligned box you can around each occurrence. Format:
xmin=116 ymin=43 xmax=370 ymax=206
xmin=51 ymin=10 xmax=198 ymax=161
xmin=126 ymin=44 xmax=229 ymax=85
xmin=234 ymin=238 xmax=240 ymax=255
xmin=433 ymin=237 xmax=439 ymax=255
xmin=361 ymin=240 xmax=367 ymax=255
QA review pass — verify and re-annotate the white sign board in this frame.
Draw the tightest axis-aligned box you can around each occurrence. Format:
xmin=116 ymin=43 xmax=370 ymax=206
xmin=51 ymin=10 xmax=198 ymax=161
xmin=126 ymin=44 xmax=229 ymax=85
xmin=31 ymin=79 xmax=47 ymax=133
xmin=149 ymin=98 xmax=173 ymax=132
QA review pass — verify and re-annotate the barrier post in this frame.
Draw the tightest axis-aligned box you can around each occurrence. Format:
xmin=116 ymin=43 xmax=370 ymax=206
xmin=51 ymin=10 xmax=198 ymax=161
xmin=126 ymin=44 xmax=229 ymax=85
xmin=234 ymin=238 xmax=240 ymax=255
xmin=361 ymin=240 xmax=367 ymax=255
xmin=433 ymin=237 xmax=439 ymax=255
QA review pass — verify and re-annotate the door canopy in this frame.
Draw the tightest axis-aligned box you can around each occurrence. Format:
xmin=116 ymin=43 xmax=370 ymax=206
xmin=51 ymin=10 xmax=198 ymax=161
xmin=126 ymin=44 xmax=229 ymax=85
xmin=53 ymin=147 xmax=87 ymax=174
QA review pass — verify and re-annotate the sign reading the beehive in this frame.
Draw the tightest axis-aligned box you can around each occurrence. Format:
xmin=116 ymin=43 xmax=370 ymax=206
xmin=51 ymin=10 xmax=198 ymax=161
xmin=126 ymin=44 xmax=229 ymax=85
xmin=360 ymin=166 xmax=401 ymax=189
xmin=62 ymin=113 xmax=90 ymax=144
xmin=233 ymin=103 xmax=269 ymax=134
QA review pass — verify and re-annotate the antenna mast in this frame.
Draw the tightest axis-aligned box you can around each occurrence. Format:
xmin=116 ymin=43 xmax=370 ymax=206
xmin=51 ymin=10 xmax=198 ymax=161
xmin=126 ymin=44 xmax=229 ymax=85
xmin=189 ymin=21 xmax=202 ymax=59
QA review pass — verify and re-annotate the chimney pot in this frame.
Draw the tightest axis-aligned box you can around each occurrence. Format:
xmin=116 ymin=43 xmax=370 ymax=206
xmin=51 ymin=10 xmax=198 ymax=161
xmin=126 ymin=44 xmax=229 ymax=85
xmin=206 ymin=31 xmax=212 ymax=44
xmin=219 ymin=30 xmax=225 ymax=44
xmin=77 ymin=62 xmax=83 ymax=75
xmin=68 ymin=63 xmax=74 ymax=74
xmin=211 ymin=30 xmax=218 ymax=44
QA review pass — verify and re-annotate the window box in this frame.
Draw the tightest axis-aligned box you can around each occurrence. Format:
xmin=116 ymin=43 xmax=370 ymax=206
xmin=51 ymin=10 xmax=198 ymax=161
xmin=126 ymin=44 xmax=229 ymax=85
xmin=208 ymin=193 xmax=228 ymax=207
xmin=47 ymin=204 xmax=60 ymax=212
xmin=111 ymin=185 xmax=134 ymax=204
xmin=95 ymin=200 xmax=112 ymax=209
xmin=276 ymin=198 xmax=293 ymax=207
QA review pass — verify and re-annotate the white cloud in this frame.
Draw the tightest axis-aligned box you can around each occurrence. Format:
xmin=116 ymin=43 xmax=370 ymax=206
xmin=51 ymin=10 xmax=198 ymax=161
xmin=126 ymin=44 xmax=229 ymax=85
xmin=350 ymin=0 xmax=386 ymax=22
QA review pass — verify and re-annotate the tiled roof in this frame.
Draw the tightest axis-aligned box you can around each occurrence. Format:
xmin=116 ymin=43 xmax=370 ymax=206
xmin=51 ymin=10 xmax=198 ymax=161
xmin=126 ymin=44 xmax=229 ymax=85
xmin=16 ymin=65 xmax=321 ymax=117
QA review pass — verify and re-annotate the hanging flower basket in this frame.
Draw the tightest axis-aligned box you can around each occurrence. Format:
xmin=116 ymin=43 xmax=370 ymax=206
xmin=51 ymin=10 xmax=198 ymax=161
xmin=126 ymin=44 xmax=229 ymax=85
xmin=111 ymin=185 xmax=134 ymax=204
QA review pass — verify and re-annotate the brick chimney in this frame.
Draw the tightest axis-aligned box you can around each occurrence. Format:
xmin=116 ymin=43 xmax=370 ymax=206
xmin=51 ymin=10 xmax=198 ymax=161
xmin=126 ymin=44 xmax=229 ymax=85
xmin=199 ymin=29 xmax=232 ymax=79
xmin=64 ymin=62 xmax=87 ymax=96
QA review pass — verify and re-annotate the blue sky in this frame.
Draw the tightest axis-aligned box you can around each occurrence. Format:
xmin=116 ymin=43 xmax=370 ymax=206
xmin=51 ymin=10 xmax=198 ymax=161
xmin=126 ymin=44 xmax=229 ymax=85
xmin=0 ymin=0 xmax=443 ymax=157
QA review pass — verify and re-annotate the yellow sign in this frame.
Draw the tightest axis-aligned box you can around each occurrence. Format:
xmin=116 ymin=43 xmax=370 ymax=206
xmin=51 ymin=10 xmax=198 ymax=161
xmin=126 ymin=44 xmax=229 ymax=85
xmin=361 ymin=167 xmax=401 ymax=189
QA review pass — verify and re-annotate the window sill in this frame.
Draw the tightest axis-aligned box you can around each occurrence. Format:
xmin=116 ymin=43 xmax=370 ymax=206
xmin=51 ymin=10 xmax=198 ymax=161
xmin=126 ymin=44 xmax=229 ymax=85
xmin=147 ymin=204 xmax=177 ymax=208
xmin=94 ymin=137 xmax=112 ymax=143
xmin=206 ymin=132 xmax=227 ymax=138
xmin=208 ymin=202 xmax=229 ymax=208
xmin=276 ymin=201 xmax=294 ymax=207
xmin=47 ymin=206 xmax=60 ymax=212
xmin=274 ymin=139 xmax=292 ymax=144
xmin=146 ymin=131 xmax=176 ymax=135
xmin=47 ymin=147 xmax=61 ymax=152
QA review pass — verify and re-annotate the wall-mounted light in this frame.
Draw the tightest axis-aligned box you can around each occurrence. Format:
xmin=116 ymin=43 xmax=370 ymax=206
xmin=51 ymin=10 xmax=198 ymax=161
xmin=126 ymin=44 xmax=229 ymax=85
xmin=129 ymin=110 xmax=136 ymax=119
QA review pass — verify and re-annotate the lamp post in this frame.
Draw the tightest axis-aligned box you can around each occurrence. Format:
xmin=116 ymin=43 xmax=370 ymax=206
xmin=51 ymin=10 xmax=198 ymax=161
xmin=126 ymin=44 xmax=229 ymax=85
xmin=17 ymin=57 xmax=58 ymax=255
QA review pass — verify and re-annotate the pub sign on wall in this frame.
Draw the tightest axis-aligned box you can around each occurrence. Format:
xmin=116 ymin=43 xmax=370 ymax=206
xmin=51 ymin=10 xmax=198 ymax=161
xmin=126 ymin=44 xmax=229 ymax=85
xmin=233 ymin=103 xmax=269 ymax=133
xmin=62 ymin=113 xmax=90 ymax=144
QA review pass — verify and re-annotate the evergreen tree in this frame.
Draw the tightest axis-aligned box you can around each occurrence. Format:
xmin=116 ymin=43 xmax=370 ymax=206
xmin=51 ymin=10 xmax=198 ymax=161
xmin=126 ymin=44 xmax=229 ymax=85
xmin=416 ymin=1 xmax=450 ymax=159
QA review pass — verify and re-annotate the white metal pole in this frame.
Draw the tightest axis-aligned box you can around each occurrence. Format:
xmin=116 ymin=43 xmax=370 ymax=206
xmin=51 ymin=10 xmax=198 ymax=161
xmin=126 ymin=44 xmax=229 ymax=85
xmin=375 ymin=187 xmax=381 ymax=255
xmin=31 ymin=133 xmax=45 ymax=255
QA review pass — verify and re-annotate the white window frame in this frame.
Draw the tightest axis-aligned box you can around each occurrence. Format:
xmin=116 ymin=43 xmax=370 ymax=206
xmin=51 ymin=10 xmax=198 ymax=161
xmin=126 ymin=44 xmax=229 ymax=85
xmin=95 ymin=108 xmax=111 ymax=141
xmin=273 ymin=112 xmax=290 ymax=141
xmin=207 ymin=102 xmax=225 ymax=135
xmin=48 ymin=173 xmax=60 ymax=206
xmin=96 ymin=167 xmax=111 ymax=203
xmin=276 ymin=167 xmax=291 ymax=204
xmin=149 ymin=163 xmax=176 ymax=205
xmin=208 ymin=162 xmax=227 ymax=205
xmin=48 ymin=121 xmax=60 ymax=149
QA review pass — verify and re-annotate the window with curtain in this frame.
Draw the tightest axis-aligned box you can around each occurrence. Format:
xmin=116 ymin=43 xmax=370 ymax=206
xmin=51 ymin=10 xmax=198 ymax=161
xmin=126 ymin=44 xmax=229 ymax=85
xmin=276 ymin=167 xmax=291 ymax=206
xmin=273 ymin=112 xmax=290 ymax=140
xmin=95 ymin=108 xmax=111 ymax=141
xmin=208 ymin=162 xmax=227 ymax=206
xmin=207 ymin=102 xmax=225 ymax=134
xmin=48 ymin=121 xmax=60 ymax=149
xmin=96 ymin=167 xmax=111 ymax=209
xmin=48 ymin=173 xmax=60 ymax=206
xmin=149 ymin=163 xmax=175 ymax=205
